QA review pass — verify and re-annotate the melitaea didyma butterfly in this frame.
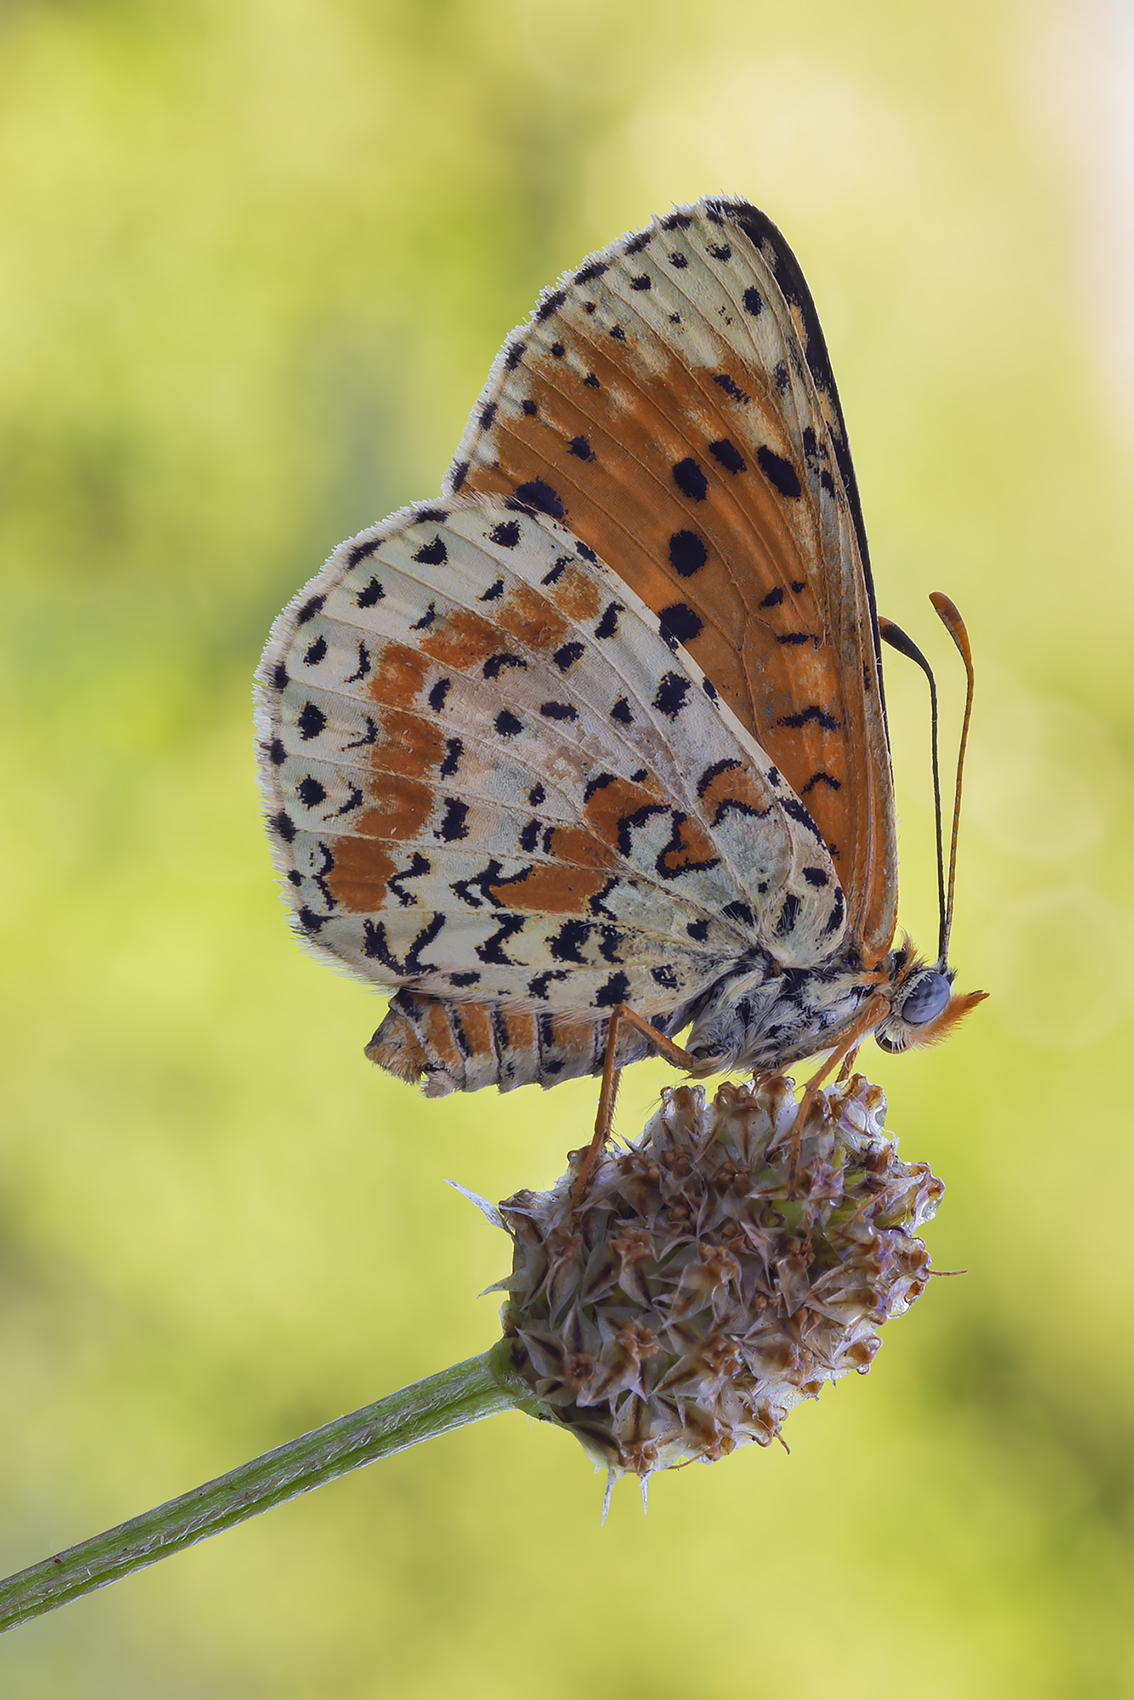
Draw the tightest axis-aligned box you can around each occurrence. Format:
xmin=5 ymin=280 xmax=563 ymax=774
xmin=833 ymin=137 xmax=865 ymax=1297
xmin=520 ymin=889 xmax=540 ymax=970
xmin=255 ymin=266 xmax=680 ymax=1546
xmin=255 ymin=197 xmax=985 ymax=1106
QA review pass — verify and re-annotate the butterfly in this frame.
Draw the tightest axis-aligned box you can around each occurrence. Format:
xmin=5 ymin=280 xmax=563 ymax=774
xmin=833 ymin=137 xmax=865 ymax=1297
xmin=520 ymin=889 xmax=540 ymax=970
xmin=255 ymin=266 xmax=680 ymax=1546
xmin=255 ymin=196 xmax=985 ymax=1108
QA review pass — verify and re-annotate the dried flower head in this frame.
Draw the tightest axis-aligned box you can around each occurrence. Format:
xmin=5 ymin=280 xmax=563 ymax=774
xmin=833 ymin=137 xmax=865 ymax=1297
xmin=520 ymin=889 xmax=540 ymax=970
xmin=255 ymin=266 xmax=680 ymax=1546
xmin=494 ymin=1074 xmax=943 ymax=1484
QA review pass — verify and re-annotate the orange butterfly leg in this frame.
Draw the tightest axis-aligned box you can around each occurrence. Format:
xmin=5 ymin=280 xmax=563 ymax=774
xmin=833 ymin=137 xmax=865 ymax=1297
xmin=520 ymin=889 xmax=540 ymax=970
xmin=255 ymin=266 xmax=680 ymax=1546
xmin=836 ymin=1045 xmax=861 ymax=1084
xmin=787 ymin=994 xmax=890 ymax=1184
xmin=572 ymin=1005 xmax=697 ymax=1207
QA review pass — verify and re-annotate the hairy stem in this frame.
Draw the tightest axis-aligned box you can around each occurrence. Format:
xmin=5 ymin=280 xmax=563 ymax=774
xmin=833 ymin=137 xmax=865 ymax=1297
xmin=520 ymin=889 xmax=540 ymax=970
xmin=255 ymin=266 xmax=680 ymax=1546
xmin=0 ymin=1339 xmax=530 ymax=1635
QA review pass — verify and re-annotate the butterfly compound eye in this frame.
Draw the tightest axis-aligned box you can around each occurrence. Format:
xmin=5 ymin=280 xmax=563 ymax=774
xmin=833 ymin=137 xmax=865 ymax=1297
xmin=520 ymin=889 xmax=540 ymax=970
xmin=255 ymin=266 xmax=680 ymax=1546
xmin=899 ymin=970 xmax=951 ymax=1027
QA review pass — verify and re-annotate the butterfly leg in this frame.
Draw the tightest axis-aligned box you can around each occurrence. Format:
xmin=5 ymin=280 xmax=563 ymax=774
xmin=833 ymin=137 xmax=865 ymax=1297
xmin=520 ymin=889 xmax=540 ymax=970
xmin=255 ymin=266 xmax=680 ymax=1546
xmin=787 ymin=995 xmax=889 ymax=1184
xmin=836 ymin=1045 xmax=861 ymax=1084
xmin=572 ymin=1005 xmax=697 ymax=1206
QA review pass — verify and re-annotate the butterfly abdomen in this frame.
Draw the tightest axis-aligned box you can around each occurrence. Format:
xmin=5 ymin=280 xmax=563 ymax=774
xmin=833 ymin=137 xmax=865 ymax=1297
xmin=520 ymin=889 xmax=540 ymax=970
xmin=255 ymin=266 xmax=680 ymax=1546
xmin=365 ymin=990 xmax=680 ymax=1096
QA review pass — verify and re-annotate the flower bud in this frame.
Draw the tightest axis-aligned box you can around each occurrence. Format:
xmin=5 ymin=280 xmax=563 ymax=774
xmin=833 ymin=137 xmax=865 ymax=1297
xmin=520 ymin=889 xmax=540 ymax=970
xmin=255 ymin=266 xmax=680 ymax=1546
xmin=495 ymin=1074 xmax=943 ymax=1482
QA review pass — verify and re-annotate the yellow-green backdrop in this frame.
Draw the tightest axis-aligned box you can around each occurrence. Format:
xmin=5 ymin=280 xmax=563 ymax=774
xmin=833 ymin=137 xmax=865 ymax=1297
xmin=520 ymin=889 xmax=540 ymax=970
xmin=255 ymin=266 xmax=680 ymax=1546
xmin=2 ymin=1 xmax=1132 ymax=1693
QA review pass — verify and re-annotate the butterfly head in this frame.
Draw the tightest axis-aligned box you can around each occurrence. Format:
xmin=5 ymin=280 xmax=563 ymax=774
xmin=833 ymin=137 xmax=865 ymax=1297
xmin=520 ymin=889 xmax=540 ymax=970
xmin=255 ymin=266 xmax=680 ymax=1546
xmin=873 ymin=938 xmax=988 ymax=1054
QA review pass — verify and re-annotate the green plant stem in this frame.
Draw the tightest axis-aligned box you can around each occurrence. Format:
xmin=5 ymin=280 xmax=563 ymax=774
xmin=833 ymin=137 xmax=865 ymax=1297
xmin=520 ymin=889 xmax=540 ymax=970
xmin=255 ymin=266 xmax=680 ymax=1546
xmin=0 ymin=1338 xmax=531 ymax=1635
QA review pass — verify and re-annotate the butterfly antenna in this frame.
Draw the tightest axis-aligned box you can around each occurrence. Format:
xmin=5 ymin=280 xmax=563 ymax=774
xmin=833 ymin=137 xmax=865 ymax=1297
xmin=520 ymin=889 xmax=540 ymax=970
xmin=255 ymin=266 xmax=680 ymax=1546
xmin=877 ymin=616 xmax=946 ymax=964
xmin=929 ymin=592 xmax=975 ymax=968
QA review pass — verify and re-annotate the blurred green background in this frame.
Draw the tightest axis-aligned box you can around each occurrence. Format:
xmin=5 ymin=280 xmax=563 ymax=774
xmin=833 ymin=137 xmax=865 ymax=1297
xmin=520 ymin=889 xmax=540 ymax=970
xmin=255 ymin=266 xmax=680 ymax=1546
xmin=2 ymin=0 xmax=1133 ymax=1692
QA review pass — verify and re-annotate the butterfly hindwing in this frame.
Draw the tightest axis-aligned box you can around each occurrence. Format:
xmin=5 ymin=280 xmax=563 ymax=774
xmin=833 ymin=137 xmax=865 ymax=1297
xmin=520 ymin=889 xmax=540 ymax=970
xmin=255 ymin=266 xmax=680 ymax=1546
xmin=255 ymin=499 xmax=847 ymax=1021
xmin=449 ymin=197 xmax=897 ymax=964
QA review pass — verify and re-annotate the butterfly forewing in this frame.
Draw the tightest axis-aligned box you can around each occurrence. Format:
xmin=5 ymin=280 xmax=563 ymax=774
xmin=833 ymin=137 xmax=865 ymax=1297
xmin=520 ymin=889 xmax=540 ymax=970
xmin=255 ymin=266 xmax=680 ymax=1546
xmin=256 ymin=499 xmax=847 ymax=1024
xmin=449 ymin=198 xmax=896 ymax=964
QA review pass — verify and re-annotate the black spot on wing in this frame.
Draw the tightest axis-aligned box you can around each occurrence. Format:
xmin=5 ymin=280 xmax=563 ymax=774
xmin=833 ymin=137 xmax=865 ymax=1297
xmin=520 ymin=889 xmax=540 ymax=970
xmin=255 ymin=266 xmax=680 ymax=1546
xmin=595 ymin=971 xmax=631 ymax=1008
xmin=385 ymin=852 xmax=431 ymax=907
xmin=296 ymin=702 xmax=326 ymax=741
xmin=428 ymin=679 xmax=451 ymax=712
xmin=713 ymin=371 xmax=751 ymax=404
xmin=709 ymin=439 xmax=746 ymax=473
xmin=778 ymin=705 xmax=840 ymax=731
xmin=673 ymin=458 xmax=708 ymax=501
xmin=297 ymin=777 xmax=325 ymax=807
xmin=594 ymin=602 xmax=622 ymax=639
xmin=553 ymin=641 xmax=585 ymax=672
xmin=413 ymin=535 xmax=449 ymax=566
xmin=434 ymin=799 xmax=469 ymax=842
xmin=362 ymin=913 xmax=445 ymax=975
xmin=484 ymin=652 xmax=527 ymax=679
xmin=756 ymin=446 xmax=802 ymax=498
xmin=356 ymin=577 xmax=384 ymax=608
xmin=345 ymin=642 xmax=371 ymax=683
xmin=658 ymin=603 xmax=703 ymax=645
xmin=669 ymin=530 xmax=708 ymax=577
xmin=477 ymin=915 xmax=526 ymax=966
xmin=347 ymin=539 xmax=379 ymax=568
xmin=780 ymin=798 xmax=825 ymax=845
xmin=822 ymin=887 xmax=846 ymax=937
xmin=489 ymin=520 xmax=521 ymax=549
xmin=495 ymin=710 xmax=523 ymax=737
xmin=549 ymin=919 xmax=590 ymax=964
xmin=514 ymin=479 xmax=565 ymax=519
xmin=775 ymin=894 xmax=801 ymax=937
xmin=801 ymin=771 xmax=841 ymax=794
xmin=653 ymin=673 xmax=691 ymax=718
xmin=304 ymin=635 xmax=326 ymax=666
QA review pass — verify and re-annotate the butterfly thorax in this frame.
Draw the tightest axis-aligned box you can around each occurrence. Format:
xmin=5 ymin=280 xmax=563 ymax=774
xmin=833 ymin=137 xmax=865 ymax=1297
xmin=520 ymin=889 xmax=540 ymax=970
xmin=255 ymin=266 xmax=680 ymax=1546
xmin=682 ymin=936 xmax=984 ymax=1075
xmin=681 ymin=947 xmax=881 ymax=1076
